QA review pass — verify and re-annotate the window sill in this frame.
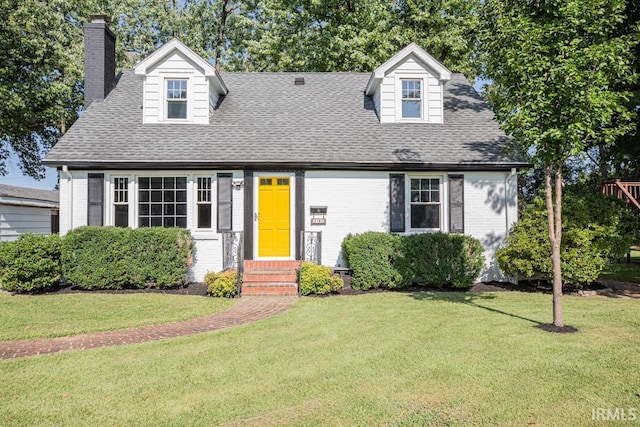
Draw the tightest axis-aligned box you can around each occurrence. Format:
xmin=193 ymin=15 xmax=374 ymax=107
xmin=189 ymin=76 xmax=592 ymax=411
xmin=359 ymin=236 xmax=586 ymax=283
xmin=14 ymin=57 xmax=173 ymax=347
xmin=191 ymin=230 xmax=219 ymax=240
xmin=405 ymin=228 xmax=442 ymax=234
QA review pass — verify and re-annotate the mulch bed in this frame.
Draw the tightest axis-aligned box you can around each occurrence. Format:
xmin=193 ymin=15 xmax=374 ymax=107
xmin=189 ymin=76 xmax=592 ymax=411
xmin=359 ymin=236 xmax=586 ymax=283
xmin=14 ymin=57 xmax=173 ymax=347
xmin=14 ymin=277 xmax=639 ymax=299
xmin=36 ymin=282 xmax=209 ymax=297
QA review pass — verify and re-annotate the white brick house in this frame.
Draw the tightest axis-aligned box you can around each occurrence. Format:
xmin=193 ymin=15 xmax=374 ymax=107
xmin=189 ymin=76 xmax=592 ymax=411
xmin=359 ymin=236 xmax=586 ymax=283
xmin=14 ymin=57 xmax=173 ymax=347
xmin=44 ymin=16 xmax=526 ymax=290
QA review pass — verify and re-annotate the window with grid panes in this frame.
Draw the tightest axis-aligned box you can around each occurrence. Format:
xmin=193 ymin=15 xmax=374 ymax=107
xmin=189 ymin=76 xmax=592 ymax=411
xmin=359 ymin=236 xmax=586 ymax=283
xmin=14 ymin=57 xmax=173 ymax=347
xmin=401 ymin=79 xmax=422 ymax=119
xmin=197 ymin=177 xmax=212 ymax=229
xmin=113 ymin=177 xmax=129 ymax=227
xmin=166 ymin=79 xmax=187 ymax=119
xmin=138 ymin=177 xmax=187 ymax=228
xmin=410 ymin=178 xmax=440 ymax=229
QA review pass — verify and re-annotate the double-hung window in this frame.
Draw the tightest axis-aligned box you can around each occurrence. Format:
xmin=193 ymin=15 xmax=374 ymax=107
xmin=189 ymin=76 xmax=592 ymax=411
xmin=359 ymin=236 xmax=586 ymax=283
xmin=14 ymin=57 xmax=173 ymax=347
xmin=410 ymin=177 xmax=440 ymax=229
xmin=166 ymin=79 xmax=187 ymax=119
xmin=401 ymin=79 xmax=422 ymax=119
xmin=113 ymin=177 xmax=129 ymax=227
xmin=197 ymin=177 xmax=212 ymax=229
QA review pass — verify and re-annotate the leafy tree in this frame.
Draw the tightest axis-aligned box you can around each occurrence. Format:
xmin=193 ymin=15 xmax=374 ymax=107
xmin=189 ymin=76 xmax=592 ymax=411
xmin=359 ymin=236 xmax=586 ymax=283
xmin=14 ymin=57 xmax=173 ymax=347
xmin=240 ymin=0 xmax=483 ymax=76
xmin=496 ymin=186 xmax=633 ymax=287
xmin=0 ymin=0 xmax=236 ymax=179
xmin=482 ymin=0 xmax=637 ymax=327
xmin=0 ymin=0 xmax=85 ymax=178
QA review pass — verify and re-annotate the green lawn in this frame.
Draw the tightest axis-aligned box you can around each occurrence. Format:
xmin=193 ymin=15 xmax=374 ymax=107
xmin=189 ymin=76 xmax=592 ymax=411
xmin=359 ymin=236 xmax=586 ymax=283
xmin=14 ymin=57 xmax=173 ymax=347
xmin=599 ymin=248 xmax=640 ymax=283
xmin=1 ymin=292 xmax=639 ymax=426
xmin=0 ymin=293 xmax=236 ymax=341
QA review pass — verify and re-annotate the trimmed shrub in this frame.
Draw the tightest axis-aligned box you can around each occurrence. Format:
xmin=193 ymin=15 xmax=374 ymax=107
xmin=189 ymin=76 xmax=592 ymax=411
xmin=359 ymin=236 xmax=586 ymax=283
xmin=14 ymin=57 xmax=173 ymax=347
xmin=496 ymin=190 xmax=632 ymax=287
xmin=300 ymin=262 xmax=343 ymax=295
xmin=0 ymin=234 xmax=62 ymax=293
xmin=341 ymin=231 xmax=403 ymax=290
xmin=399 ymin=233 xmax=485 ymax=288
xmin=205 ymin=270 xmax=238 ymax=298
xmin=129 ymin=227 xmax=195 ymax=288
xmin=341 ymin=231 xmax=485 ymax=290
xmin=61 ymin=226 xmax=194 ymax=290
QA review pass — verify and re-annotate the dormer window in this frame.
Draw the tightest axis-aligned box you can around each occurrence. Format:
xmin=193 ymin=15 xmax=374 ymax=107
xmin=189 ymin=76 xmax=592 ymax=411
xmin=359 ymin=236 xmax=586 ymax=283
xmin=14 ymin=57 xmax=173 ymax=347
xmin=166 ymin=79 xmax=187 ymax=119
xmin=401 ymin=79 xmax=422 ymax=119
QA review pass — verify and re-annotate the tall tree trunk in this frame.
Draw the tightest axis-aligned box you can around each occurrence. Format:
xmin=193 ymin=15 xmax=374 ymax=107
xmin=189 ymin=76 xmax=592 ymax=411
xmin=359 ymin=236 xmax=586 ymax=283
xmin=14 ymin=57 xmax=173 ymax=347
xmin=544 ymin=162 xmax=564 ymax=327
xmin=215 ymin=0 xmax=230 ymax=72
xmin=597 ymin=144 xmax=608 ymax=181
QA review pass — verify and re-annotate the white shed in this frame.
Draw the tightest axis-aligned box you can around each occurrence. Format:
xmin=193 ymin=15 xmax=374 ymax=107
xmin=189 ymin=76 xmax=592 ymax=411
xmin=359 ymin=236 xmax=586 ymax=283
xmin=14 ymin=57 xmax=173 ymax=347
xmin=0 ymin=184 xmax=59 ymax=242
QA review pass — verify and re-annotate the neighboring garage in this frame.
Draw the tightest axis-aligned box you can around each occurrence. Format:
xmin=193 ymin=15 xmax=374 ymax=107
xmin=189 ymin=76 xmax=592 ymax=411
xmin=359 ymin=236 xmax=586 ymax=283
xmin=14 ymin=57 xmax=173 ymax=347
xmin=0 ymin=184 xmax=59 ymax=242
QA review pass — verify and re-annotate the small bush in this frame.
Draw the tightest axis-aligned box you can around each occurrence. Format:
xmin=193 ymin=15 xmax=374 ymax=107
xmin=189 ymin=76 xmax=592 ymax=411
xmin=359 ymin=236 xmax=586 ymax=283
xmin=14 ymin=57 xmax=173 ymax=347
xmin=399 ymin=233 xmax=485 ymax=288
xmin=61 ymin=226 xmax=194 ymax=290
xmin=206 ymin=270 xmax=238 ymax=298
xmin=300 ymin=262 xmax=343 ymax=295
xmin=0 ymin=234 xmax=62 ymax=293
xmin=341 ymin=232 xmax=403 ymax=290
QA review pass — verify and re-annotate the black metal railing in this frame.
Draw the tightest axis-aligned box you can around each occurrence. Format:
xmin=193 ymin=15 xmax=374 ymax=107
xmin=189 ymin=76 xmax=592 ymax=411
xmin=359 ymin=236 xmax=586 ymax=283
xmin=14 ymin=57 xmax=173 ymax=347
xmin=222 ymin=231 xmax=244 ymax=296
xmin=300 ymin=231 xmax=322 ymax=264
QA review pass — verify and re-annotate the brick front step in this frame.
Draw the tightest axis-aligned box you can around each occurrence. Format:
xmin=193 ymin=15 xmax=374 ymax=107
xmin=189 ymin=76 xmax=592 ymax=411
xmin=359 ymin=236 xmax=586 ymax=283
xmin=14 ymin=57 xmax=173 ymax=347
xmin=244 ymin=260 xmax=301 ymax=270
xmin=241 ymin=260 xmax=300 ymax=297
xmin=243 ymin=271 xmax=298 ymax=283
xmin=241 ymin=285 xmax=298 ymax=297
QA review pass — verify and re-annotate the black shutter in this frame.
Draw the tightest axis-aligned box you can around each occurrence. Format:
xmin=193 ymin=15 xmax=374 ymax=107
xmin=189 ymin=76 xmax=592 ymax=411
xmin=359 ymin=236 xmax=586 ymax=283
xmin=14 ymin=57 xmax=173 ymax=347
xmin=449 ymin=174 xmax=464 ymax=233
xmin=87 ymin=173 xmax=104 ymax=226
xmin=217 ymin=173 xmax=233 ymax=232
xmin=389 ymin=174 xmax=405 ymax=232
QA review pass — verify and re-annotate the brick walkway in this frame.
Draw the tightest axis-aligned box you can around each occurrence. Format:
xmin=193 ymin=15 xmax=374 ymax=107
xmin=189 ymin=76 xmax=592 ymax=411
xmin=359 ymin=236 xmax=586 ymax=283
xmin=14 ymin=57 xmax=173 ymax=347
xmin=0 ymin=297 xmax=297 ymax=359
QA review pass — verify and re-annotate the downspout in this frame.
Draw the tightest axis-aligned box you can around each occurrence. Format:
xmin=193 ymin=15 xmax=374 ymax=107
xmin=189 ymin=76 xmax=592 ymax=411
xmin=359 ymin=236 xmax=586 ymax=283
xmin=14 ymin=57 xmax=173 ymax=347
xmin=505 ymin=167 xmax=517 ymax=236
xmin=62 ymin=165 xmax=73 ymax=233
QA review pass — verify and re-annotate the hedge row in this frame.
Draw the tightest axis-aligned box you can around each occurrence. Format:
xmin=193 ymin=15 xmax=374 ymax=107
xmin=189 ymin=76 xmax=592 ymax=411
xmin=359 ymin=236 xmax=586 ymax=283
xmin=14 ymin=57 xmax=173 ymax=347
xmin=0 ymin=227 xmax=194 ymax=293
xmin=342 ymin=231 xmax=485 ymax=290
xmin=62 ymin=226 xmax=194 ymax=290
xmin=0 ymin=234 xmax=62 ymax=293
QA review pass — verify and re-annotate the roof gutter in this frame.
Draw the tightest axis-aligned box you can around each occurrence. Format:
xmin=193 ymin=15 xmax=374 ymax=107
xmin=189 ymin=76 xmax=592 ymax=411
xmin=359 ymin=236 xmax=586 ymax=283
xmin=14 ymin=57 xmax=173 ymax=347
xmin=46 ymin=160 xmax=531 ymax=172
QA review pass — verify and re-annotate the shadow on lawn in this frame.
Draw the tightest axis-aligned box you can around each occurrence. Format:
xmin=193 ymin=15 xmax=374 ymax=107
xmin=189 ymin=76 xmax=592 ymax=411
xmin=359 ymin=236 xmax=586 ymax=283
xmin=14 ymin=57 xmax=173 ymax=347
xmin=410 ymin=291 xmax=543 ymax=325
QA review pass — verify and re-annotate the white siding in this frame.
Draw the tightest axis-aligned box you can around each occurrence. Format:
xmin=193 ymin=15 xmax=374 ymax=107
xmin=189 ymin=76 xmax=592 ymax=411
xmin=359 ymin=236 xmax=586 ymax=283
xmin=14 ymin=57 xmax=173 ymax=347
xmin=59 ymin=171 xmax=88 ymax=235
xmin=305 ymin=170 xmax=514 ymax=281
xmin=305 ymin=171 xmax=390 ymax=266
xmin=60 ymin=169 xmax=515 ymax=283
xmin=463 ymin=171 xmax=516 ymax=282
xmin=0 ymin=205 xmax=53 ymax=242
xmin=372 ymin=85 xmax=381 ymax=119
xmin=142 ymin=51 xmax=211 ymax=125
xmin=61 ymin=170 xmax=245 ymax=282
xmin=377 ymin=54 xmax=444 ymax=124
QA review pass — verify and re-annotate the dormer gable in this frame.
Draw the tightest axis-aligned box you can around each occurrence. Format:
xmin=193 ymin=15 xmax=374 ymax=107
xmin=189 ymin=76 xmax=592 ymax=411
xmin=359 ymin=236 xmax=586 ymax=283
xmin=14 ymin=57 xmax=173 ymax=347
xmin=134 ymin=39 xmax=228 ymax=124
xmin=365 ymin=43 xmax=451 ymax=124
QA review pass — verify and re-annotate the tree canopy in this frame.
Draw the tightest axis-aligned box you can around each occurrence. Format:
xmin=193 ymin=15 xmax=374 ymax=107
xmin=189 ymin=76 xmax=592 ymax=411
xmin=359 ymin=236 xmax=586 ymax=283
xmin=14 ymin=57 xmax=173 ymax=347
xmin=1 ymin=0 xmax=487 ymax=178
xmin=482 ymin=0 xmax=637 ymax=327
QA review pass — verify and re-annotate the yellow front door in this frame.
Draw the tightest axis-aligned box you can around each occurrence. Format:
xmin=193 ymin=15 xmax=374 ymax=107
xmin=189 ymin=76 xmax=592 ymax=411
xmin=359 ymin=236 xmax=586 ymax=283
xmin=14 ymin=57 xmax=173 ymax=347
xmin=258 ymin=177 xmax=290 ymax=257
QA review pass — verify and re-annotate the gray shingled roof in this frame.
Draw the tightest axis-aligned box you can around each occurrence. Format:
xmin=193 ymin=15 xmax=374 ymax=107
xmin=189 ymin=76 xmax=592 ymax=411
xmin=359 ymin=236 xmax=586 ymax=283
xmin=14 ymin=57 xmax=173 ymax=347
xmin=0 ymin=184 xmax=59 ymax=204
xmin=44 ymin=71 xmax=526 ymax=170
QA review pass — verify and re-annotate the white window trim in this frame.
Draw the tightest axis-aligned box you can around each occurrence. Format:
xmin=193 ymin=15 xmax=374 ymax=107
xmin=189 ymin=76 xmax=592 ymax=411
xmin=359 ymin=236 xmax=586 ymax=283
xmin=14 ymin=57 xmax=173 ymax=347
xmin=395 ymin=74 xmax=427 ymax=123
xmin=159 ymin=74 xmax=194 ymax=123
xmin=406 ymin=174 xmax=446 ymax=232
xmin=111 ymin=176 xmax=131 ymax=227
xmin=194 ymin=175 xmax=215 ymax=232
xmin=101 ymin=172 xmax=225 ymax=239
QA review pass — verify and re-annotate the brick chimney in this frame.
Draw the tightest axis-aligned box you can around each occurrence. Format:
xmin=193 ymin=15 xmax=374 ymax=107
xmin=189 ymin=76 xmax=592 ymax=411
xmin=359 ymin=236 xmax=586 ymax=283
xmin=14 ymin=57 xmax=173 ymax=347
xmin=83 ymin=14 xmax=116 ymax=108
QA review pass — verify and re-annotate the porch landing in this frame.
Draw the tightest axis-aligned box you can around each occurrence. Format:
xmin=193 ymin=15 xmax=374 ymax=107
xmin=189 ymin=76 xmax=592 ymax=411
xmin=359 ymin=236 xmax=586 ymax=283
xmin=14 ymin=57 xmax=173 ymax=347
xmin=241 ymin=260 xmax=300 ymax=297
